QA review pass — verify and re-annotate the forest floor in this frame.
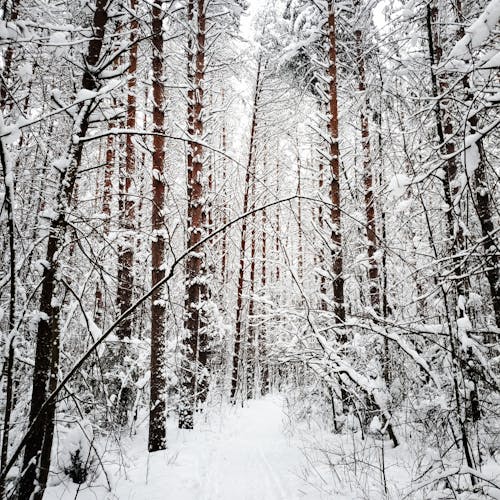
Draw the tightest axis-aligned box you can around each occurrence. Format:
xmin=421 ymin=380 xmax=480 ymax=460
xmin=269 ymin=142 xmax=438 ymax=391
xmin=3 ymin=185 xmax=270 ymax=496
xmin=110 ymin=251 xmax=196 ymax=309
xmin=44 ymin=395 xmax=342 ymax=500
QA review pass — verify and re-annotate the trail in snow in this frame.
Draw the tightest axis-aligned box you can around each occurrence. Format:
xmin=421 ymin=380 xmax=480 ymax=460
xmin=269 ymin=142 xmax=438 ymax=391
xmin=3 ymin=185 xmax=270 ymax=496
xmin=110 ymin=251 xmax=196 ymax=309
xmin=45 ymin=395 xmax=333 ymax=500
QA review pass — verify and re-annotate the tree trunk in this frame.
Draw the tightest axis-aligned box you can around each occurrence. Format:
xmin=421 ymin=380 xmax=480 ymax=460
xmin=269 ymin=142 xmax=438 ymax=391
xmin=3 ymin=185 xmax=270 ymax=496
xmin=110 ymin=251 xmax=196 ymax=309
xmin=230 ymin=57 xmax=262 ymax=403
xmin=246 ymin=170 xmax=257 ymax=399
xmin=296 ymin=152 xmax=303 ymax=281
xmin=354 ymin=16 xmax=380 ymax=312
xmin=220 ymin=106 xmax=229 ymax=284
xmin=0 ymin=129 xmax=16 ymax=500
xmin=426 ymin=1 xmax=465 ymax=309
xmin=0 ymin=0 xmax=20 ymax=109
xmin=258 ymin=203 xmax=268 ymax=395
xmin=148 ymin=0 xmax=168 ymax=452
xmin=18 ymin=1 xmax=110 ymax=497
xmin=114 ymin=0 xmax=139 ymax=425
xmin=275 ymin=160 xmax=281 ymax=283
xmin=454 ymin=0 xmax=500 ymax=327
xmin=318 ymin=153 xmax=328 ymax=311
xmin=180 ymin=0 xmax=208 ymax=429
xmin=327 ymin=0 xmax=345 ymax=326
xmin=426 ymin=1 xmax=476 ymax=481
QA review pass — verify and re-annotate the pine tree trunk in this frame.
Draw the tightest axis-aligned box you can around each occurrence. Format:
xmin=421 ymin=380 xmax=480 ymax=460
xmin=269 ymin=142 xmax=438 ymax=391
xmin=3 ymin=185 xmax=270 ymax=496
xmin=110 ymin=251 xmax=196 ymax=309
xmin=454 ymin=0 xmax=500 ymax=327
xmin=180 ymin=0 xmax=208 ymax=429
xmin=114 ymin=0 xmax=139 ymax=425
xmin=230 ymin=57 xmax=262 ymax=403
xmin=148 ymin=0 xmax=168 ymax=452
xmin=246 ymin=173 xmax=257 ymax=399
xmin=426 ymin=1 xmax=476 ymax=481
xmin=354 ymin=18 xmax=380 ymax=312
xmin=259 ymin=201 xmax=268 ymax=395
xmin=426 ymin=1 xmax=465 ymax=308
xmin=220 ymin=89 xmax=229 ymax=286
xmin=327 ymin=0 xmax=345 ymax=326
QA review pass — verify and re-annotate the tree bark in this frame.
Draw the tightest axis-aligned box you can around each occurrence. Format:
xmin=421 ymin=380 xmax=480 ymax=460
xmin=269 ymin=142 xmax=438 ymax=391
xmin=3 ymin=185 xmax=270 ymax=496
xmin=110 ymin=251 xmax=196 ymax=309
xmin=0 ymin=130 xmax=16 ymax=500
xmin=148 ymin=0 xmax=168 ymax=452
xmin=180 ymin=0 xmax=208 ymax=429
xmin=0 ymin=0 xmax=20 ymax=109
xmin=426 ymin=1 xmax=465 ymax=309
xmin=327 ymin=0 xmax=345 ymax=326
xmin=114 ymin=0 xmax=139 ymax=425
xmin=454 ymin=0 xmax=500 ymax=327
xmin=246 ymin=167 xmax=257 ymax=399
xmin=18 ymin=1 xmax=110 ymax=497
xmin=230 ymin=57 xmax=262 ymax=403
xmin=353 ymin=14 xmax=380 ymax=312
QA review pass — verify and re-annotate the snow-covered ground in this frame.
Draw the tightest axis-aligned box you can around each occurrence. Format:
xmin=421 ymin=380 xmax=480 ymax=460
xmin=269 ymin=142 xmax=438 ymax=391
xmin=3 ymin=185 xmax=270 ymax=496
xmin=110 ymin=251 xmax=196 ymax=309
xmin=45 ymin=395 xmax=337 ymax=500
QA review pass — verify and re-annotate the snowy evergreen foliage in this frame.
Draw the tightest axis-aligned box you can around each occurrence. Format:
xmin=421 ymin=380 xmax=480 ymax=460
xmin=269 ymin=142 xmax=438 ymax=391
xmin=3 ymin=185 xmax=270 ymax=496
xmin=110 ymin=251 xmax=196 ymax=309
xmin=0 ymin=0 xmax=499 ymax=498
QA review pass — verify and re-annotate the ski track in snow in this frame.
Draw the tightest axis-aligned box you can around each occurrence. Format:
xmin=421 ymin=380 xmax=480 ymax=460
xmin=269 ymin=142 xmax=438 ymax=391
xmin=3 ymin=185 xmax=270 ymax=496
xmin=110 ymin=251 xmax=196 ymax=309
xmin=45 ymin=396 xmax=333 ymax=500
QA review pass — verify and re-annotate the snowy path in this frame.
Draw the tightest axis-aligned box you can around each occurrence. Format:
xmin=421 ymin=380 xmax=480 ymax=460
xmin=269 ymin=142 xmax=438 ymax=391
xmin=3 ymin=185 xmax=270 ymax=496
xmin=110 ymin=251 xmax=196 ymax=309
xmin=45 ymin=396 xmax=331 ymax=500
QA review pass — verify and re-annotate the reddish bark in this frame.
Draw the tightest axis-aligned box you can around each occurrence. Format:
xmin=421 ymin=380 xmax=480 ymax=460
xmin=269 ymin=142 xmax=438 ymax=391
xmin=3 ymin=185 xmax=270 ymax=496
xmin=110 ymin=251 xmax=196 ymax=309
xmin=230 ymin=57 xmax=262 ymax=403
xmin=180 ymin=0 xmax=208 ymax=429
xmin=117 ymin=0 xmax=138 ymax=342
xmin=354 ymin=15 xmax=380 ymax=312
xmin=149 ymin=0 xmax=168 ymax=452
xmin=426 ymin=1 xmax=465 ymax=305
xmin=246 ymin=169 xmax=257 ymax=399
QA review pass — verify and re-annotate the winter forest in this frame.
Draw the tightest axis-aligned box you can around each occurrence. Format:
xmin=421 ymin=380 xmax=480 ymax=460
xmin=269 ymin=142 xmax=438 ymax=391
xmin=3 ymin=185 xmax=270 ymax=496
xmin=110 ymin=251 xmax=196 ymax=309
xmin=0 ymin=0 xmax=499 ymax=498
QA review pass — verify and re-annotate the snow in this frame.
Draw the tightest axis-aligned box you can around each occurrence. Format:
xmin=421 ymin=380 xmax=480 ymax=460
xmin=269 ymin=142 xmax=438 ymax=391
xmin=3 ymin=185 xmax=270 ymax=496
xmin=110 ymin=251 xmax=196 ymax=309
xmin=450 ymin=0 xmax=500 ymax=59
xmin=45 ymin=396 xmax=331 ymax=500
xmin=388 ymin=173 xmax=411 ymax=198
xmin=463 ymin=132 xmax=481 ymax=176
xmin=369 ymin=415 xmax=382 ymax=434
xmin=49 ymin=31 xmax=68 ymax=46
xmin=481 ymin=50 xmax=500 ymax=68
xmin=75 ymin=89 xmax=98 ymax=102
xmin=17 ymin=62 xmax=33 ymax=83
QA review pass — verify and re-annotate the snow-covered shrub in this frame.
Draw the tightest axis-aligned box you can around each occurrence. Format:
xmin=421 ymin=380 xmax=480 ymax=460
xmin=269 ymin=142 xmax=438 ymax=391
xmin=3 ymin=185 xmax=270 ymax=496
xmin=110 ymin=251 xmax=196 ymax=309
xmin=59 ymin=420 xmax=98 ymax=484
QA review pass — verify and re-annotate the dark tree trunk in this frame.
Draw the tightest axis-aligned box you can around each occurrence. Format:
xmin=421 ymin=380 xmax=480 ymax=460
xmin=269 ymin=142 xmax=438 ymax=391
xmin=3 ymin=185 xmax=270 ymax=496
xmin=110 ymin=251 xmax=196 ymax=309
xmin=0 ymin=135 xmax=16 ymax=500
xmin=18 ymin=1 xmax=110 ymax=497
xmin=148 ymin=0 xmax=168 ymax=452
xmin=0 ymin=0 xmax=20 ymax=109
